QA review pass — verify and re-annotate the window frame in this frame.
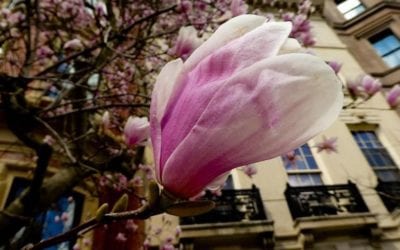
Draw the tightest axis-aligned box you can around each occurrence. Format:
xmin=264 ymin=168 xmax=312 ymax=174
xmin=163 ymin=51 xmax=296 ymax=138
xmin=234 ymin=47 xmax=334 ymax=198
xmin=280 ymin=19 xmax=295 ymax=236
xmin=283 ymin=144 xmax=323 ymax=187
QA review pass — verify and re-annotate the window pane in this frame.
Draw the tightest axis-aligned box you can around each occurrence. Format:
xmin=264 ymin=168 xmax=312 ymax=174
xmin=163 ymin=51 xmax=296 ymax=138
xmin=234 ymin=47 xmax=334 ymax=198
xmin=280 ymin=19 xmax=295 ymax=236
xmin=343 ymin=4 xmax=366 ymax=19
xmin=372 ymin=35 xmax=400 ymax=56
xmin=288 ymin=175 xmax=300 ymax=186
xmin=352 ymin=131 xmax=399 ymax=181
xmin=383 ymin=49 xmax=400 ymax=68
xmin=288 ymin=174 xmax=322 ymax=187
xmin=311 ymin=174 xmax=323 ymax=185
xmin=376 ymin=170 xmax=400 ymax=182
xmin=337 ymin=0 xmax=362 ymax=13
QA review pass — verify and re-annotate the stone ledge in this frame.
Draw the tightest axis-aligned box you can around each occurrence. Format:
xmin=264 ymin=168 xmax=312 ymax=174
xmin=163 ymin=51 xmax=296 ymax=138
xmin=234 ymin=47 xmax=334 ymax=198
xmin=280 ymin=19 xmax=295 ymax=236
xmin=293 ymin=212 xmax=378 ymax=231
xmin=180 ymin=219 xmax=274 ymax=239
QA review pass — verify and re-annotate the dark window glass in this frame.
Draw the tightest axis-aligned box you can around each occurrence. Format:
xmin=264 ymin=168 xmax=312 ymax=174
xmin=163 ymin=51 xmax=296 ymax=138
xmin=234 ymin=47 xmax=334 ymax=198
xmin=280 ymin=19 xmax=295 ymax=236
xmin=352 ymin=131 xmax=400 ymax=182
xmin=370 ymin=30 xmax=400 ymax=68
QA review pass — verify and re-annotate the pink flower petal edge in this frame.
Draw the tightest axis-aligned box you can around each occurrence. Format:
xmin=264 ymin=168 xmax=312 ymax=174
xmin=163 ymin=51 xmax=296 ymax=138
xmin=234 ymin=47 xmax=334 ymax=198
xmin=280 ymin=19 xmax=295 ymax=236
xmin=150 ymin=15 xmax=343 ymax=198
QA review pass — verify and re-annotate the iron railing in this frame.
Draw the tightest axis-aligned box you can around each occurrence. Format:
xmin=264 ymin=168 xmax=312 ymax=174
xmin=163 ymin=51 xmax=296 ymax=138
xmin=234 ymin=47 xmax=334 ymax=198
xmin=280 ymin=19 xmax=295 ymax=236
xmin=285 ymin=181 xmax=369 ymax=219
xmin=376 ymin=180 xmax=400 ymax=212
xmin=180 ymin=186 xmax=267 ymax=225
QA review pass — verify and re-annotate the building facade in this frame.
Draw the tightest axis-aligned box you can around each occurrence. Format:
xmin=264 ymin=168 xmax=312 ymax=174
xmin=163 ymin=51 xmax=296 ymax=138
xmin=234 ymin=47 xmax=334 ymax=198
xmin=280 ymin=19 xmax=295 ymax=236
xmin=176 ymin=0 xmax=400 ymax=249
xmin=0 ymin=0 xmax=400 ymax=249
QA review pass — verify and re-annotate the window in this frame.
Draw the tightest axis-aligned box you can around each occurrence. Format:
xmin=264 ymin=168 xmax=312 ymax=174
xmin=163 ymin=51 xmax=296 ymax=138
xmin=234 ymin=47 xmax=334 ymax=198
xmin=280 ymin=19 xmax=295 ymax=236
xmin=335 ymin=0 xmax=366 ymax=20
xmin=283 ymin=144 xmax=323 ymax=186
xmin=352 ymin=131 xmax=400 ymax=181
xmin=5 ymin=177 xmax=84 ymax=249
xmin=369 ymin=29 xmax=400 ymax=68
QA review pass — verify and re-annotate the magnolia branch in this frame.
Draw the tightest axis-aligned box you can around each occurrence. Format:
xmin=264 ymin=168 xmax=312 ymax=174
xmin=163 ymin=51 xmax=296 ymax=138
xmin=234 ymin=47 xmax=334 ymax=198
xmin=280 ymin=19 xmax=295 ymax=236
xmin=27 ymin=205 xmax=150 ymax=250
xmin=45 ymin=103 xmax=150 ymax=120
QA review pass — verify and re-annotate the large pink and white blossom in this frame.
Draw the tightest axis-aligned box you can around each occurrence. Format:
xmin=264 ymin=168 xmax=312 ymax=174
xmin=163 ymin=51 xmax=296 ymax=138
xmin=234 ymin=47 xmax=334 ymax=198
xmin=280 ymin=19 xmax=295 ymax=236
xmin=386 ymin=84 xmax=400 ymax=108
xmin=123 ymin=116 xmax=150 ymax=146
xmin=150 ymin=15 xmax=343 ymax=199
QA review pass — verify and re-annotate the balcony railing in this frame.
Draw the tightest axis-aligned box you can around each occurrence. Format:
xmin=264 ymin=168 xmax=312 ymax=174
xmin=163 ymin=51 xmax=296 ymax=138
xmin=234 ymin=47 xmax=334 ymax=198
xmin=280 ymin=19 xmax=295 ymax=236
xmin=285 ymin=181 xmax=369 ymax=219
xmin=180 ymin=186 xmax=267 ymax=225
xmin=376 ymin=180 xmax=400 ymax=212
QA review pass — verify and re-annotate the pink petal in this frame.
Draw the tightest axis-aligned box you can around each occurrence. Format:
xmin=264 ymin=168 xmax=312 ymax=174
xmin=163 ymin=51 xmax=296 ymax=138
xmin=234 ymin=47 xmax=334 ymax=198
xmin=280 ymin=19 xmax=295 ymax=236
xmin=161 ymin=53 xmax=342 ymax=198
xmin=158 ymin=22 xmax=292 ymax=179
xmin=150 ymin=59 xmax=183 ymax=181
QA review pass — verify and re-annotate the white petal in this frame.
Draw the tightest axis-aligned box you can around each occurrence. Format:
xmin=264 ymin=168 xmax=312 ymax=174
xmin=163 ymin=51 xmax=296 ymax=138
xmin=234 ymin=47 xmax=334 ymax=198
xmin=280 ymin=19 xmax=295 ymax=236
xmin=151 ymin=58 xmax=183 ymax=121
xmin=184 ymin=14 xmax=266 ymax=71
xmin=278 ymin=38 xmax=302 ymax=54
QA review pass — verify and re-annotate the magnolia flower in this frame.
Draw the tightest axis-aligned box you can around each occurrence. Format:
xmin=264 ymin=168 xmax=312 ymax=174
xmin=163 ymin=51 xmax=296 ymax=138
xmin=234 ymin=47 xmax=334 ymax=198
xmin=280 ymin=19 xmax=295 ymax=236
xmin=348 ymin=74 xmax=381 ymax=98
xmin=169 ymin=26 xmax=203 ymax=60
xmin=315 ymin=136 xmax=338 ymax=153
xmin=82 ymin=238 xmax=91 ymax=246
xmin=386 ymin=84 xmax=400 ymax=108
xmin=175 ymin=226 xmax=182 ymax=238
xmin=125 ymin=219 xmax=138 ymax=232
xmin=284 ymin=151 xmax=300 ymax=165
xmin=115 ymin=232 xmax=127 ymax=242
xmin=360 ymin=75 xmax=382 ymax=96
xmin=94 ymin=2 xmax=107 ymax=16
xmin=43 ymin=135 xmax=55 ymax=145
xmin=327 ymin=61 xmax=342 ymax=74
xmin=123 ymin=116 xmax=150 ymax=146
xmin=230 ymin=0 xmax=248 ymax=17
xmin=150 ymin=15 xmax=343 ymax=199
xmin=241 ymin=164 xmax=258 ymax=178
xmin=61 ymin=212 xmax=69 ymax=222
xmin=102 ymin=111 xmax=111 ymax=128
xmin=64 ymin=38 xmax=84 ymax=51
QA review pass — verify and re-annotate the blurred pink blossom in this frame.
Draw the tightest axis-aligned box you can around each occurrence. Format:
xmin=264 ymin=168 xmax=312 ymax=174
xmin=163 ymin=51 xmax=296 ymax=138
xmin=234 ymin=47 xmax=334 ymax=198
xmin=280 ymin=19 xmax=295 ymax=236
xmin=139 ymin=164 xmax=154 ymax=180
xmin=36 ymin=46 xmax=54 ymax=59
xmin=284 ymin=151 xmax=300 ymax=165
xmin=241 ymin=164 xmax=258 ymax=178
xmin=64 ymin=38 xmax=84 ymax=51
xmin=124 ymin=116 xmax=150 ymax=146
xmin=61 ymin=212 xmax=69 ymax=222
xmin=348 ymin=74 xmax=381 ymax=98
xmin=150 ymin=15 xmax=343 ymax=198
xmin=175 ymin=226 xmax=182 ymax=238
xmin=230 ymin=0 xmax=248 ymax=17
xmin=327 ymin=61 xmax=342 ymax=74
xmin=360 ymin=75 xmax=382 ymax=96
xmin=82 ymin=238 xmax=91 ymax=246
xmin=115 ymin=232 xmax=127 ymax=242
xmin=143 ymin=239 xmax=150 ymax=250
xmin=94 ymin=2 xmax=107 ymax=16
xmin=386 ymin=85 xmax=400 ymax=108
xmin=169 ymin=26 xmax=203 ymax=60
xmin=130 ymin=176 xmax=143 ymax=187
xmin=43 ymin=135 xmax=55 ymax=145
xmin=315 ymin=136 xmax=338 ymax=153
xmin=125 ymin=219 xmax=138 ymax=232
xmin=102 ymin=111 xmax=111 ymax=128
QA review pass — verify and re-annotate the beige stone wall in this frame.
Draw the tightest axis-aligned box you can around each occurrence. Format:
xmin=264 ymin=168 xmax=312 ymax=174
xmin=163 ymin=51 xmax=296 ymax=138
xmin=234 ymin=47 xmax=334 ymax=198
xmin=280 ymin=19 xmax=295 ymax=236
xmin=224 ymin=17 xmax=400 ymax=249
